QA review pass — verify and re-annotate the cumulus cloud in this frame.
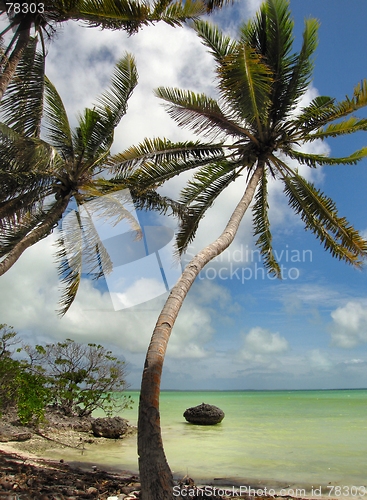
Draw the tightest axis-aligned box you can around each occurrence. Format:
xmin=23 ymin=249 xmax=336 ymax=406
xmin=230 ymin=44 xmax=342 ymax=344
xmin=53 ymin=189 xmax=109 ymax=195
xmin=244 ymin=327 xmax=289 ymax=354
xmin=308 ymin=349 xmax=333 ymax=371
xmin=330 ymin=300 xmax=367 ymax=348
xmin=242 ymin=327 xmax=289 ymax=355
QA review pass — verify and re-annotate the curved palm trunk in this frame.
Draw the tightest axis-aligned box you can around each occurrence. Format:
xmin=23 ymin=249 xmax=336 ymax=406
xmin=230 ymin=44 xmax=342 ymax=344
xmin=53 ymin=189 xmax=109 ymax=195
xmin=0 ymin=20 xmax=31 ymax=102
xmin=138 ymin=164 xmax=264 ymax=500
xmin=0 ymin=193 xmax=72 ymax=276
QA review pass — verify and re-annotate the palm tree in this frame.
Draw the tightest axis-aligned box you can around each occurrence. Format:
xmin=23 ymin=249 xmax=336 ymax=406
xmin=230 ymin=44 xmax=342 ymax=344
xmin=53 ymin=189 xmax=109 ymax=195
xmin=0 ymin=50 xmax=143 ymax=312
xmin=0 ymin=0 xmax=221 ymax=101
xmin=110 ymin=0 xmax=367 ymax=497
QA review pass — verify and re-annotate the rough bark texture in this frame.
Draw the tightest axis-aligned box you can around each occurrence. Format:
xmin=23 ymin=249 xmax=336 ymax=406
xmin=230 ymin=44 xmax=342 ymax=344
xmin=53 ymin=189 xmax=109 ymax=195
xmin=138 ymin=164 xmax=264 ymax=500
xmin=0 ymin=21 xmax=31 ymax=102
xmin=0 ymin=194 xmax=72 ymax=276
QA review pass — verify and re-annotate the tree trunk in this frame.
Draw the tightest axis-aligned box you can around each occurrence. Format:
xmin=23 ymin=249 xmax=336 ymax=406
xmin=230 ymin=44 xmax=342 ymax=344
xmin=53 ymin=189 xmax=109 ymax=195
xmin=0 ymin=194 xmax=72 ymax=276
xmin=138 ymin=164 xmax=264 ymax=500
xmin=0 ymin=20 xmax=31 ymax=102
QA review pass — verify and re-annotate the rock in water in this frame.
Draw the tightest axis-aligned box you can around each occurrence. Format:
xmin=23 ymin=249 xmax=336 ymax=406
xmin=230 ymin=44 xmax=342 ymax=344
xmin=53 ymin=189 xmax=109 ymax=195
xmin=91 ymin=416 xmax=129 ymax=438
xmin=183 ymin=403 xmax=225 ymax=425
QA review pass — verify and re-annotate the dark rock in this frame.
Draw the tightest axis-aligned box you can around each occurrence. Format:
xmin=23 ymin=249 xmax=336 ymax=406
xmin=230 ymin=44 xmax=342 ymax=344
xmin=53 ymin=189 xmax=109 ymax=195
xmin=91 ymin=416 xmax=129 ymax=439
xmin=183 ymin=403 xmax=225 ymax=425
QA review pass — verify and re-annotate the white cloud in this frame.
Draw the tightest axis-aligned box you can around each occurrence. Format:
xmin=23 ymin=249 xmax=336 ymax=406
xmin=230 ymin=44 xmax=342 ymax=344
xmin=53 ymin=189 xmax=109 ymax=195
xmin=330 ymin=300 xmax=367 ymax=348
xmin=242 ymin=327 xmax=289 ymax=354
xmin=308 ymin=349 xmax=333 ymax=371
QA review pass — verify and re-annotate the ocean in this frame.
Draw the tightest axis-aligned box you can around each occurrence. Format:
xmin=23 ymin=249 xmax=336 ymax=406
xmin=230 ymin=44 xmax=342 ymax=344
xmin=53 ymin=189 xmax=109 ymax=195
xmin=42 ymin=390 xmax=367 ymax=492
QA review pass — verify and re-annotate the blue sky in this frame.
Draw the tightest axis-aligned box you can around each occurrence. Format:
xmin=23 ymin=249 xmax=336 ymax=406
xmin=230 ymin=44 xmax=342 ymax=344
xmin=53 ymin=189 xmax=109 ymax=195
xmin=0 ymin=0 xmax=367 ymax=391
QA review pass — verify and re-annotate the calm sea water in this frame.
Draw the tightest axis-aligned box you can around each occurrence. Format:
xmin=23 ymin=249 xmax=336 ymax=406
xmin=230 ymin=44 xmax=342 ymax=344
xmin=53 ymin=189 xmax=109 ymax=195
xmin=43 ymin=390 xmax=367 ymax=491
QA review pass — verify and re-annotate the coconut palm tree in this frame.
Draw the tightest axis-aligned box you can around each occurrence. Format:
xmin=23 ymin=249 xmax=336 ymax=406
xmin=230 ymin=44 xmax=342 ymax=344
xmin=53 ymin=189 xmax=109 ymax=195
xmin=0 ymin=0 xmax=223 ymax=101
xmin=0 ymin=50 xmax=143 ymax=312
xmin=109 ymin=0 xmax=367 ymax=497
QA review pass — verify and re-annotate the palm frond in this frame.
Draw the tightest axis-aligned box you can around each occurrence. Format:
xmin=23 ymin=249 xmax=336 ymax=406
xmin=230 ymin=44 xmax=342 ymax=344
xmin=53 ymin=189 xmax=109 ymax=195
xmin=109 ymin=138 xmax=224 ymax=175
xmin=176 ymin=161 xmax=241 ymax=253
xmin=252 ymin=167 xmax=281 ymax=276
xmin=149 ymin=0 xmax=206 ymax=26
xmin=155 ymin=87 xmax=249 ymax=139
xmin=290 ymin=95 xmax=335 ymax=132
xmin=0 ymin=209 xmax=51 ymax=258
xmin=0 ymin=193 xmax=71 ymax=276
xmin=306 ymin=116 xmax=367 ymax=141
xmin=241 ymin=0 xmax=295 ymax=122
xmin=77 ymin=0 xmax=205 ymax=33
xmin=0 ymin=38 xmax=45 ymax=137
xmin=44 ymin=76 xmax=74 ymax=160
xmin=56 ymin=205 xmax=113 ymax=316
xmin=218 ymin=43 xmax=273 ymax=132
xmin=80 ymin=188 xmax=142 ymax=235
xmin=194 ymin=20 xmax=237 ymax=64
xmin=286 ymin=147 xmax=367 ymax=168
xmin=87 ymin=53 xmax=138 ymax=158
xmin=201 ymin=0 xmax=234 ymax=12
xmin=280 ymin=17 xmax=319 ymax=116
xmin=283 ymin=173 xmax=367 ymax=266
xmin=0 ymin=122 xmax=60 ymax=201
xmin=294 ymin=80 xmax=367 ymax=132
xmin=76 ymin=0 xmax=151 ymax=32
xmin=92 ymin=178 xmax=188 ymax=220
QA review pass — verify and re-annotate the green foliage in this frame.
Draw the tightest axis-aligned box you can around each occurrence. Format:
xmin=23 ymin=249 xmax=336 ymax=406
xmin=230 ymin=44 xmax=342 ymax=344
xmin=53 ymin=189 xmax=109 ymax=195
xmin=26 ymin=338 xmax=132 ymax=417
xmin=117 ymin=0 xmax=367 ymax=269
xmin=0 ymin=325 xmax=132 ymax=423
xmin=0 ymin=324 xmax=51 ymax=424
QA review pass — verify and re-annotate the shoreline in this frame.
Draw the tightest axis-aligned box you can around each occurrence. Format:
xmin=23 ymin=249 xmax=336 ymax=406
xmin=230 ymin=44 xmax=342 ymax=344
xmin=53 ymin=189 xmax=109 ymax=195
xmin=0 ymin=441 xmax=362 ymax=500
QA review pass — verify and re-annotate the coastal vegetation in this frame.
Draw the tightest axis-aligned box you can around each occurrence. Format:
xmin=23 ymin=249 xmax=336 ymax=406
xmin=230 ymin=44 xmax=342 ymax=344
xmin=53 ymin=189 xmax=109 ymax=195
xmin=0 ymin=324 xmax=131 ymax=424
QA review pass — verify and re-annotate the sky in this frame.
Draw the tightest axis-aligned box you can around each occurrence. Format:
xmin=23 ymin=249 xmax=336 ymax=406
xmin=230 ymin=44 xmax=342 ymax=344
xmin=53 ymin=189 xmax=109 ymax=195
xmin=1 ymin=0 xmax=367 ymax=391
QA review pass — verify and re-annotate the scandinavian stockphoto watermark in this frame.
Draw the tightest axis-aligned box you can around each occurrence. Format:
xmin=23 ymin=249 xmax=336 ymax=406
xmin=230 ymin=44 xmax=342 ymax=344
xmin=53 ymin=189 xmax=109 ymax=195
xmin=61 ymin=189 xmax=182 ymax=311
xmin=185 ymin=244 xmax=313 ymax=283
xmin=61 ymin=189 xmax=312 ymax=310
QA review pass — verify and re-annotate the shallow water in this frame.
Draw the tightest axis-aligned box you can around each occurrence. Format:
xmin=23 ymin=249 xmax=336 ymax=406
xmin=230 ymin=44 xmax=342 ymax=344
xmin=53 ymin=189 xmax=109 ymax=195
xmin=42 ymin=390 xmax=367 ymax=490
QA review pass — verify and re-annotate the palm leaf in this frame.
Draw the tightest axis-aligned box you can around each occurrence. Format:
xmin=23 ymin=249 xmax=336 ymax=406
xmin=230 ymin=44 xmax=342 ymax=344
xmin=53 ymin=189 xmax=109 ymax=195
xmin=286 ymin=147 xmax=367 ymax=168
xmin=0 ymin=37 xmax=45 ymax=137
xmin=0 ymin=208 xmax=50 ymax=258
xmin=218 ymin=43 xmax=273 ymax=133
xmin=194 ymin=20 xmax=237 ymax=64
xmin=283 ymin=173 xmax=367 ymax=266
xmin=155 ymin=87 xmax=250 ymax=139
xmin=76 ymin=0 xmax=152 ymax=32
xmin=252 ymin=167 xmax=281 ymax=276
xmin=290 ymin=95 xmax=335 ymax=132
xmin=306 ymin=116 xmax=367 ymax=141
xmin=81 ymin=188 xmax=142 ymax=235
xmin=109 ymin=138 xmax=224 ymax=175
xmin=56 ymin=204 xmax=113 ymax=316
xmin=87 ymin=53 xmax=138 ymax=158
xmin=44 ymin=76 xmax=74 ymax=160
xmin=93 ymin=178 xmax=187 ymax=220
xmin=177 ymin=161 xmax=241 ymax=253
xmin=241 ymin=0 xmax=295 ymax=122
xmin=76 ymin=0 xmax=205 ymax=33
xmin=149 ymin=0 xmax=206 ymax=26
xmin=281 ymin=17 xmax=319 ymax=116
xmin=294 ymin=80 xmax=367 ymax=132
xmin=0 ymin=122 xmax=59 ymax=205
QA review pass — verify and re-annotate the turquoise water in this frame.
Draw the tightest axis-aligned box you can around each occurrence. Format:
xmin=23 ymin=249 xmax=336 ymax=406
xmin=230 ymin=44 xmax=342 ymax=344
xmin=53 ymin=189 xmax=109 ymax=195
xmin=46 ymin=390 xmax=367 ymax=490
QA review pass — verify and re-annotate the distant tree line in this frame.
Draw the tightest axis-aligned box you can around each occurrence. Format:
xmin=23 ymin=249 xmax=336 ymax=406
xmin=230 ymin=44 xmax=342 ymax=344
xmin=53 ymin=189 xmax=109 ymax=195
xmin=0 ymin=324 xmax=132 ymax=424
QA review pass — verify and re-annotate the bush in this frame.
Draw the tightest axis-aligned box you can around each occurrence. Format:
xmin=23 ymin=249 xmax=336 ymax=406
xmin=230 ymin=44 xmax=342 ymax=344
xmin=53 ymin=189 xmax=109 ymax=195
xmin=0 ymin=324 xmax=132 ymax=423
xmin=0 ymin=324 xmax=51 ymax=424
xmin=25 ymin=338 xmax=132 ymax=417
